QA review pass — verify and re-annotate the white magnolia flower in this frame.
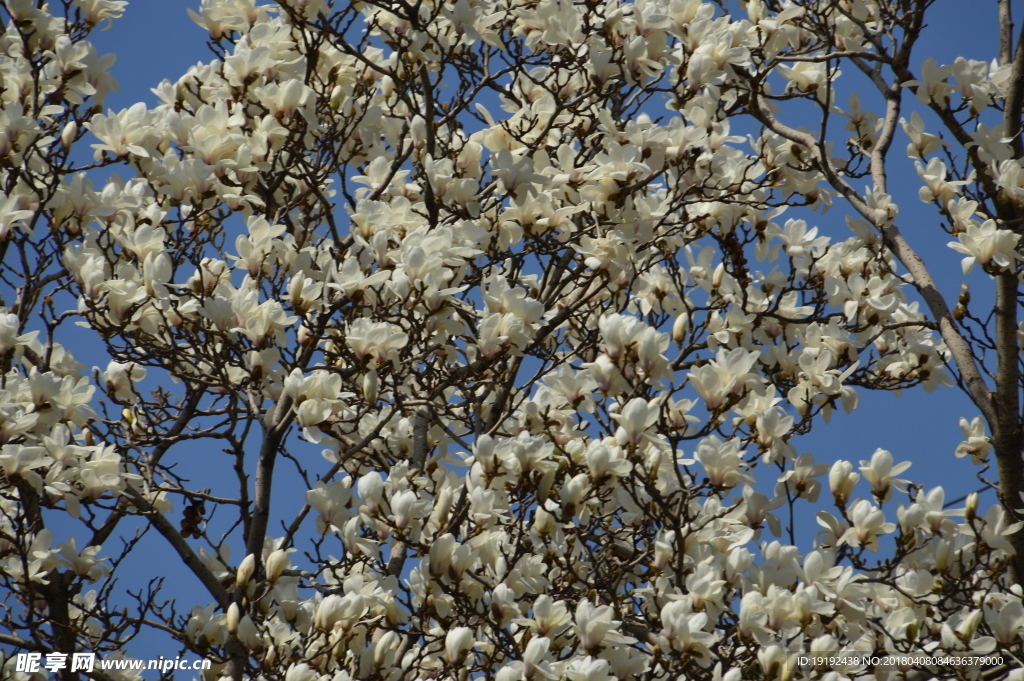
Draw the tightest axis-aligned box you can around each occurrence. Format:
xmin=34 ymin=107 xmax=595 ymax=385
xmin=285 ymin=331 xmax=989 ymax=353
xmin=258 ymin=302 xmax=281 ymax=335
xmin=859 ymin=449 xmax=912 ymax=504
xmin=955 ymin=416 xmax=992 ymax=463
xmin=948 ymin=219 xmax=1019 ymax=274
xmin=840 ymin=499 xmax=896 ymax=552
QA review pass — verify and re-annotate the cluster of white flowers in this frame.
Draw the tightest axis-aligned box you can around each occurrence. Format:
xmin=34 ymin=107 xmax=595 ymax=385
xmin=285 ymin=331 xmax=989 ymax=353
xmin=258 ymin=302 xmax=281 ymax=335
xmin=1 ymin=0 xmax=1023 ymax=680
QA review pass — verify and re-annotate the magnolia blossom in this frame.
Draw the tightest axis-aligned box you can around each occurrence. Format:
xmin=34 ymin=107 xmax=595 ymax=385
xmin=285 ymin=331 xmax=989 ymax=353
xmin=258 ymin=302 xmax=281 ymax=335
xmin=956 ymin=416 xmax=992 ymax=463
xmin=694 ymin=436 xmax=753 ymax=489
xmin=840 ymin=499 xmax=897 ymax=552
xmin=948 ymin=219 xmax=1019 ymax=273
xmin=859 ymin=449 xmax=912 ymax=505
xmin=346 ymin=318 xmax=409 ymax=366
xmin=611 ymin=397 xmax=660 ymax=446
xmin=1 ymin=2 xmax=1022 ymax=680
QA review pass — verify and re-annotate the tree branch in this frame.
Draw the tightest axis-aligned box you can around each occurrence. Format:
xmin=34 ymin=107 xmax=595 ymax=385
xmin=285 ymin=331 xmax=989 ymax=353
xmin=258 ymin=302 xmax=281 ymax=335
xmin=88 ymin=387 xmax=205 ymax=549
xmin=1004 ymin=17 xmax=1024 ymax=159
xmin=1001 ymin=0 xmax=1014 ymax=67
xmin=121 ymin=485 xmax=230 ymax=608
xmin=244 ymin=394 xmax=294 ymax=569
xmin=747 ymin=87 xmax=998 ymax=427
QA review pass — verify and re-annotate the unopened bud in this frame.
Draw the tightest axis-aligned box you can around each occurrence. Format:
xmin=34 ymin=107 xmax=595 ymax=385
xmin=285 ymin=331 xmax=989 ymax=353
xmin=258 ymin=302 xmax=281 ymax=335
xmin=237 ymin=614 xmax=259 ymax=649
xmin=965 ymin=492 xmax=978 ymax=522
xmin=712 ymin=262 xmax=725 ymax=288
xmin=236 ymin=553 xmax=255 ymax=589
xmin=829 ymin=460 xmax=859 ymax=505
xmin=60 ymin=120 xmax=77 ymax=150
xmin=961 ymin=609 xmax=983 ymax=640
xmin=444 ymin=627 xmax=475 ymax=665
xmin=226 ymin=602 xmax=240 ymax=635
xmin=672 ymin=312 xmax=690 ymax=344
xmin=265 ymin=549 xmax=290 ymax=586
xmin=958 ymin=282 xmax=971 ymax=306
xmin=362 ymin=370 xmax=379 ymax=405
xmin=330 ymin=85 xmax=344 ymax=111
xmin=375 ymin=631 xmax=400 ymax=666
xmin=314 ymin=594 xmax=344 ymax=632
xmin=410 ymin=115 xmax=427 ymax=150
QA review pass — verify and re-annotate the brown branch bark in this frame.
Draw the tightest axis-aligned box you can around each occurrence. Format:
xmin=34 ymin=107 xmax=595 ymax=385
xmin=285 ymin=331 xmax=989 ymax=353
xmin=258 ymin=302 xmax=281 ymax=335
xmin=121 ymin=485 xmax=230 ymax=609
xmin=1005 ymin=17 xmax=1024 ymax=160
xmin=244 ymin=394 xmax=294 ymax=565
xmin=993 ymin=268 xmax=1024 ymax=583
xmin=1001 ymin=0 xmax=1015 ymax=68
xmin=993 ymin=5 xmax=1024 ymax=584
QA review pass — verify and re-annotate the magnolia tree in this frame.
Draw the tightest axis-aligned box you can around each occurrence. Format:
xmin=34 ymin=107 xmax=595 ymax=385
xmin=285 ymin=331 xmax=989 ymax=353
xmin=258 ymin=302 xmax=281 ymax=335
xmin=5 ymin=0 xmax=1024 ymax=679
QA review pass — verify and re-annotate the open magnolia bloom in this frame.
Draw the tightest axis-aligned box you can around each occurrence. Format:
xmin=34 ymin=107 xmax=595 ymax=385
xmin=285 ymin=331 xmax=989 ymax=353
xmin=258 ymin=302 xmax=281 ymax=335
xmin=4 ymin=0 xmax=1024 ymax=680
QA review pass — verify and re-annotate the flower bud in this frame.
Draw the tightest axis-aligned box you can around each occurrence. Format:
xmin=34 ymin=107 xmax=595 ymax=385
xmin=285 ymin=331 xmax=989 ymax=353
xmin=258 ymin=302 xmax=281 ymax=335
xmin=284 ymin=663 xmax=317 ymax=681
xmin=329 ymin=85 xmax=344 ymax=111
xmin=757 ymin=644 xmax=786 ymax=678
xmin=444 ymin=627 xmax=475 ymax=665
xmin=314 ymin=594 xmax=344 ymax=632
xmin=226 ymin=602 xmax=240 ymax=635
xmin=374 ymin=631 xmax=400 ymax=666
xmin=829 ymin=460 xmax=859 ymax=505
xmin=61 ymin=120 xmax=77 ymax=150
xmin=653 ymin=530 xmax=675 ymax=571
xmin=358 ymin=472 xmax=386 ymax=513
xmin=429 ymin=533 xmax=456 ymax=576
xmin=960 ymin=609 xmax=983 ymax=640
xmin=265 ymin=549 xmax=290 ymax=586
xmin=362 ymin=370 xmax=379 ymax=404
xmin=523 ymin=637 xmax=551 ymax=677
xmin=390 ymin=489 xmax=419 ymax=529
xmin=410 ymin=115 xmax=428 ymax=150
xmin=237 ymin=614 xmax=260 ymax=649
xmin=897 ymin=503 xmax=924 ymax=533
xmin=712 ymin=262 xmax=725 ymax=288
xmin=672 ymin=312 xmax=690 ymax=344
xmin=236 ymin=553 xmax=256 ymax=589
xmin=534 ymin=504 xmax=559 ymax=537
xmin=965 ymin=492 xmax=978 ymax=522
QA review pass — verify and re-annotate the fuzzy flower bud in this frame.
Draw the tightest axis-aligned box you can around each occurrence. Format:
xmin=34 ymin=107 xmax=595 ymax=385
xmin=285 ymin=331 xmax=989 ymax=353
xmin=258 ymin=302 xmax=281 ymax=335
xmin=672 ymin=311 xmax=690 ymax=343
xmin=265 ymin=549 xmax=290 ymax=586
xmin=829 ymin=460 xmax=859 ymax=505
xmin=236 ymin=553 xmax=256 ymax=589
xmin=226 ymin=602 xmax=240 ymax=635
xmin=61 ymin=120 xmax=78 ymax=150
xmin=966 ymin=492 xmax=978 ymax=522
xmin=445 ymin=627 xmax=475 ymax=664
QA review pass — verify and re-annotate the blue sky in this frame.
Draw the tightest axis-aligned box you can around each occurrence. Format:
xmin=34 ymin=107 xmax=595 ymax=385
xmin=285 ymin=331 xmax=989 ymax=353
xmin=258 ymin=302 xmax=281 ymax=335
xmin=88 ymin=2 xmax=210 ymax=112
xmin=50 ymin=0 xmax=1011 ymax=670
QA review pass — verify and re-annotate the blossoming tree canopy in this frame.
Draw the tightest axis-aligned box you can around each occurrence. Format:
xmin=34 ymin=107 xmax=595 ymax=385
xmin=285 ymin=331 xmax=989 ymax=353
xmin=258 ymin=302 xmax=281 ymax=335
xmin=4 ymin=0 xmax=1024 ymax=678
